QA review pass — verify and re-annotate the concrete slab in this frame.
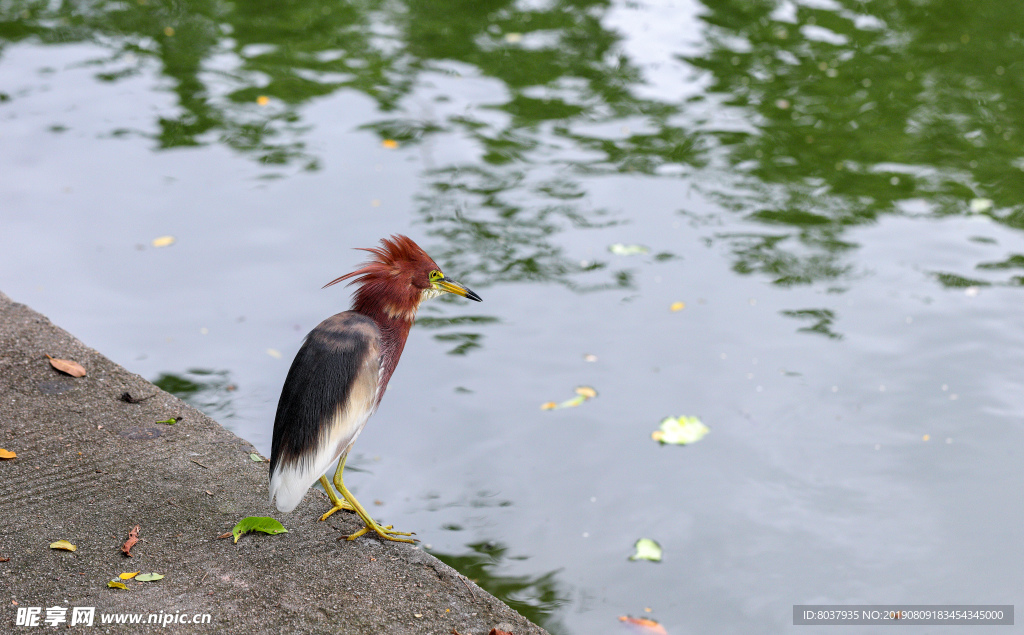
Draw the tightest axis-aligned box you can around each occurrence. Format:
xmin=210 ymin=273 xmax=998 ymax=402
xmin=0 ymin=291 xmax=548 ymax=635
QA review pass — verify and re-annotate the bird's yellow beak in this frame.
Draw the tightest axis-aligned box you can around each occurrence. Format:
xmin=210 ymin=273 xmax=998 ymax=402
xmin=435 ymin=276 xmax=482 ymax=302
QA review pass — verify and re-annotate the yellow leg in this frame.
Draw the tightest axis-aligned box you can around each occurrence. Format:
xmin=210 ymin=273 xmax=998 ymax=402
xmin=318 ymin=473 xmax=354 ymax=521
xmin=332 ymin=455 xmax=417 ymax=543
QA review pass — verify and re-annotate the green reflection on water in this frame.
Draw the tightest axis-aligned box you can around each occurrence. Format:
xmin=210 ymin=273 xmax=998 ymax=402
xmin=152 ymin=368 xmax=236 ymax=419
xmin=4 ymin=0 xmax=1023 ymax=332
xmin=429 ymin=541 xmax=568 ymax=634
xmin=686 ymin=0 xmax=1024 ymax=288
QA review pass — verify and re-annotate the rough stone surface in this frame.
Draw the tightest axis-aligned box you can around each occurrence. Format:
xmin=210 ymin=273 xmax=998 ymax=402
xmin=0 ymin=291 xmax=548 ymax=635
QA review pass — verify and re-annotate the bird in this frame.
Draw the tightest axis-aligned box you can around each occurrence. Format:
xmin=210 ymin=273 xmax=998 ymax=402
xmin=268 ymin=235 xmax=482 ymax=543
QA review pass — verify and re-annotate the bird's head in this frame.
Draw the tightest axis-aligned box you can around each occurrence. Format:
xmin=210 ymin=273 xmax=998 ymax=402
xmin=324 ymin=235 xmax=482 ymax=321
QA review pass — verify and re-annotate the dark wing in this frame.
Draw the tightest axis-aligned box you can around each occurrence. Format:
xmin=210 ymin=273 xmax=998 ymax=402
xmin=269 ymin=311 xmax=381 ymax=512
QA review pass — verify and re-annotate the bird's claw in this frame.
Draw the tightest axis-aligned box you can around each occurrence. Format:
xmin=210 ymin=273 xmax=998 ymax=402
xmin=318 ymin=501 xmax=354 ymax=522
xmin=341 ymin=523 xmax=418 ymax=544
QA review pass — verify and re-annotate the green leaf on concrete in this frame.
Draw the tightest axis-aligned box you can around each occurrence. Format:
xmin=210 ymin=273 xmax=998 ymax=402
xmin=232 ymin=516 xmax=288 ymax=544
xmin=107 ymin=580 xmax=129 ymax=590
xmin=135 ymin=572 xmax=164 ymax=582
xmin=629 ymin=538 xmax=662 ymax=562
xmin=651 ymin=416 xmax=709 ymax=445
xmin=156 ymin=417 xmax=179 ymax=425
xmin=250 ymin=453 xmax=264 ymax=462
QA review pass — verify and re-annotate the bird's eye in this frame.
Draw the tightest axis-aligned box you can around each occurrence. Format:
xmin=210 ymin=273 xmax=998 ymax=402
xmin=428 ymin=270 xmax=443 ymax=283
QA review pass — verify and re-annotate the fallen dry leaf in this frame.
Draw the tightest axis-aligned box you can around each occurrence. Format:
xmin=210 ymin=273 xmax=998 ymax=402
xmin=46 ymin=355 xmax=86 ymax=377
xmin=107 ymin=580 xmax=129 ymax=590
xmin=216 ymin=531 xmax=233 ymax=540
xmin=0 ymin=557 xmax=9 ymax=562
xmin=619 ymin=616 xmax=668 ymax=634
xmin=122 ymin=525 xmax=139 ymax=557
xmin=489 ymin=630 xmax=514 ymax=635
xmin=0 ymin=449 xmax=15 ymax=459
xmin=119 ymin=571 xmax=140 ymax=580
xmin=50 ymin=540 xmax=77 ymax=552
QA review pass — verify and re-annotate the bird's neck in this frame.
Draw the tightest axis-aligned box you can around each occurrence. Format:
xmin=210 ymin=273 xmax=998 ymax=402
xmin=356 ymin=301 xmax=418 ymax=407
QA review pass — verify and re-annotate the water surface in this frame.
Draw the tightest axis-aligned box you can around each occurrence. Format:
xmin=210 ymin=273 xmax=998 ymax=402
xmin=2 ymin=0 xmax=1022 ymax=632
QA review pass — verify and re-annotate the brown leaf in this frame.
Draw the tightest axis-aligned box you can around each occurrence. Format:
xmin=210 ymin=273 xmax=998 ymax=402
xmin=0 ymin=557 xmax=9 ymax=562
xmin=122 ymin=525 xmax=139 ymax=557
xmin=46 ymin=355 xmax=86 ymax=377
xmin=489 ymin=630 xmax=514 ymax=635
xmin=216 ymin=531 xmax=232 ymax=540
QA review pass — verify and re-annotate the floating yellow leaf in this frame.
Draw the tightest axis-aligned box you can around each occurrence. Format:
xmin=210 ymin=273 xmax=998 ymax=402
xmin=46 ymin=355 xmax=86 ymax=377
xmin=652 ymin=416 xmax=709 ymax=445
xmin=151 ymin=235 xmax=175 ymax=248
xmin=609 ymin=243 xmax=649 ymax=256
xmin=266 ymin=348 xmax=282 ymax=359
xmin=629 ymin=538 xmax=662 ymax=562
xmin=382 ymin=139 xmax=398 ymax=149
xmin=560 ymin=395 xmax=586 ymax=408
xmin=670 ymin=302 xmax=685 ymax=312
xmin=504 ymin=32 xmax=523 ymax=43
xmin=107 ymin=581 xmax=129 ymax=590
xmin=256 ymin=95 xmax=269 ymax=106
xmin=575 ymin=386 xmax=598 ymax=399
xmin=542 ymin=386 xmax=598 ymax=410
xmin=50 ymin=540 xmax=77 ymax=552
xmin=162 ymin=26 xmax=174 ymax=37
xmin=0 ymin=449 xmax=15 ymax=459
xmin=119 ymin=571 xmax=140 ymax=580
xmin=619 ymin=615 xmax=668 ymax=634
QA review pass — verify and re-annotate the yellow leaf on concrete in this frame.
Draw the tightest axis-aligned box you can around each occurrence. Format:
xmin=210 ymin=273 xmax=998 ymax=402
xmin=119 ymin=571 xmax=140 ymax=580
xmin=107 ymin=581 xmax=129 ymax=590
xmin=0 ymin=449 xmax=15 ymax=459
xmin=50 ymin=540 xmax=77 ymax=552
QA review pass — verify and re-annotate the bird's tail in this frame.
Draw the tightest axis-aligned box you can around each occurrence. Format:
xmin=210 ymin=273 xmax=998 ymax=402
xmin=269 ymin=459 xmax=325 ymax=513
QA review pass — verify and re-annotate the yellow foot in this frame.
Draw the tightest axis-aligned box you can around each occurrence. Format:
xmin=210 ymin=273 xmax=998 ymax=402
xmin=340 ymin=522 xmax=418 ymax=544
xmin=318 ymin=501 xmax=354 ymax=522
